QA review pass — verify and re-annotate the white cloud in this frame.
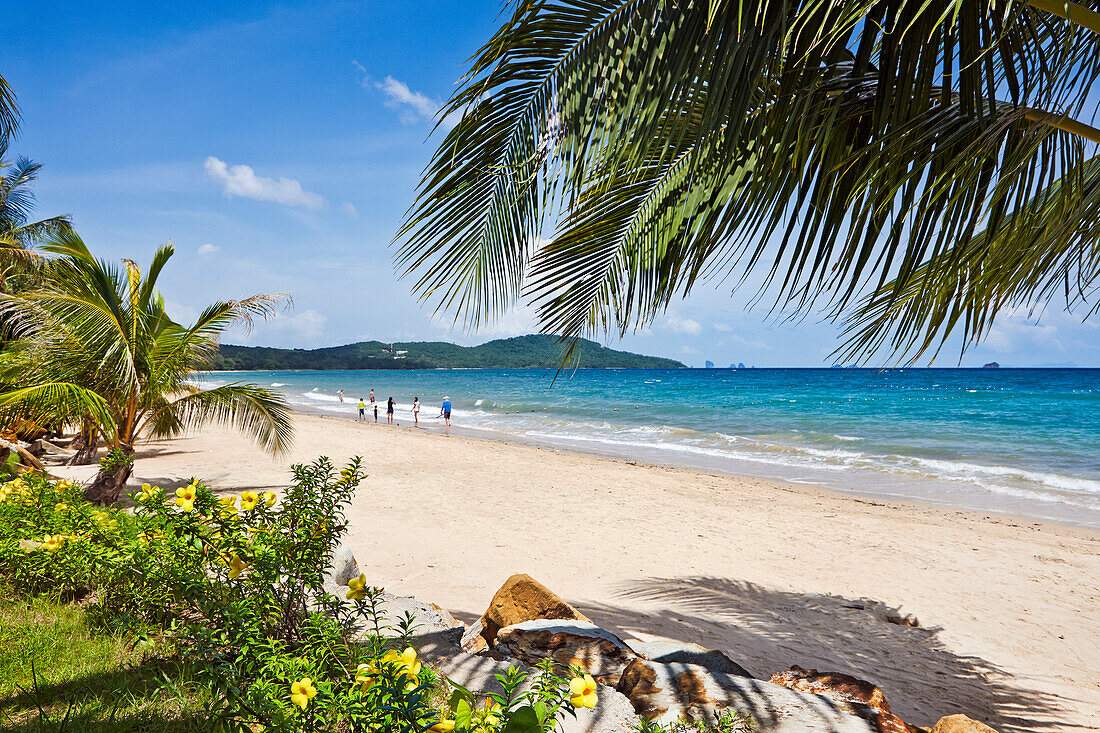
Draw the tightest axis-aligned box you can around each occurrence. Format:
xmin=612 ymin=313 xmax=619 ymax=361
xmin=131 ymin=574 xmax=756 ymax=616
xmin=713 ymin=323 xmax=732 ymax=332
xmin=353 ymin=63 xmax=459 ymax=130
xmin=663 ymin=314 xmax=702 ymax=335
xmin=983 ymin=309 xmax=1064 ymax=354
xmin=204 ymin=156 xmax=325 ymax=210
xmin=341 ymin=201 xmax=359 ymax=219
xmin=377 ymin=75 xmax=438 ymax=124
xmin=431 ymin=304 xmax=539 ymax=338
xmin=232 ymin=309 xmax=328 ymax=347
xmin=681 ymin=345 xmax=700 ymax=354
xmin=165 ymin=300 xmax=200 ymax=325
xmin=197 ymin=243 xmax=219 ymax=255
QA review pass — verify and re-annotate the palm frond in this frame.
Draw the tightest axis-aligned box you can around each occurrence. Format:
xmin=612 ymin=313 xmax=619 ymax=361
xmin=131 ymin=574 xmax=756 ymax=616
xmin=141 ymin=384 xmax=294 ymax=456
xmin=0 ymin=74 xmax=18 ymax=141
xmin=396 ymin=0 xmax=1100 ymax=361
xmin=0 ymin=382 xmax=118 ymax=443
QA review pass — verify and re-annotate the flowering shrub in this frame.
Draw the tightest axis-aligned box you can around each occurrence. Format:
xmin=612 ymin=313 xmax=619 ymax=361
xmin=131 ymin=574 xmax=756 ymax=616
xmin=0 ymin=459 xmax=599 ymax=733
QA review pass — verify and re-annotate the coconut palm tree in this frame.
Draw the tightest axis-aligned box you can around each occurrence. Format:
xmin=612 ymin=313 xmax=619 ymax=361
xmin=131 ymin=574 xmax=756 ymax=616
xmin=0 ymin=72 xmax=71 ymax=292
xmin=396 ymin=0 xmax=1100 ymax=363
xmin=0 ymin=137 xmax=72 ymax=292
xmin=0 ymin=231 xmax=294 ymax=502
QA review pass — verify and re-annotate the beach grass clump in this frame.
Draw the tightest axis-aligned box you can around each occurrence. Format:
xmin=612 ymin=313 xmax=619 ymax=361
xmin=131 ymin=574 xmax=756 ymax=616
xmin=0 ymin=459 xmax=598 ymax=733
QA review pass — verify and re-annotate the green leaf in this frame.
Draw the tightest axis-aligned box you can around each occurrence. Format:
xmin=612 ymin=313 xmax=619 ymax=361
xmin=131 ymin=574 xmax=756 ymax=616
xmin=501 ymin=705 xmax=541 ymax=733
xmin=454 ymin=697 xmax=473 ymax=729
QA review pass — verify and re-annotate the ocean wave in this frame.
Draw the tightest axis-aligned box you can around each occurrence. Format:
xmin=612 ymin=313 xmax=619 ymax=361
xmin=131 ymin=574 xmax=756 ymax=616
xmin=905 ymin=456 xmax=1100 ymax=497
xmin=300 ymin=391 xmax=341 ymax=403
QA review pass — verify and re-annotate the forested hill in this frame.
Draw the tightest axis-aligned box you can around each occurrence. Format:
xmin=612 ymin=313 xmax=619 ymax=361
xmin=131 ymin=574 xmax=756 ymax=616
xmin=209 ymin=335 xmax=685 ymax=370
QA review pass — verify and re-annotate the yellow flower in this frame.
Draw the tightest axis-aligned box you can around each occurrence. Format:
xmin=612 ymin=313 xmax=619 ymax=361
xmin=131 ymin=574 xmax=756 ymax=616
xmin=239 ymin=490 xmax=259 ymax=511
xmin=136 ymin=483 xmax=160 ymax=502
xmin=290 ymin=677 xmax=317 ymax=709
xmin=54 ymin=502 xmax=69 ymax=512
xmin=346 ymin=573 xmax=367 ymax=600
xmin=431 ymin=720 xmax=456 ymax=733
xmin=175 ymin=485 xmax=197 ymax=512
xmin=223 ymin=553 xmax=249 ymax=579
xmin=262 ymin=491 xmax=277 ymax=508
xmin=478 ymin=699 xmax=501 ymax=727
xmin=40 ymin=534 xmax=66 ymax=552
xmin=218 ymin=495 xmax=238 ymax=518
xmin=356 ymin=647 xmax=422 ymax=692
xmin=569 ymin=674 xmax=598 ymax=709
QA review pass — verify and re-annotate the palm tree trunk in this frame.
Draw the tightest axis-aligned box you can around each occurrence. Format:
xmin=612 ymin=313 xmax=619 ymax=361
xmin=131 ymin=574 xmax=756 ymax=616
xmin=66 ymin=418 xmax=99 ymax=465
xmin=82 ymin=442 xmax=133 ymax=505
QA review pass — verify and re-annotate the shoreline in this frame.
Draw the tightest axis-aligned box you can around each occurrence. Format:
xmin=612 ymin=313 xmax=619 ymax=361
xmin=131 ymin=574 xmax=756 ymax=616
xmin=53 ymin=411 xmax=1100 ymax=732
xmin=289 ymin=401 xmax=1099 ymax=531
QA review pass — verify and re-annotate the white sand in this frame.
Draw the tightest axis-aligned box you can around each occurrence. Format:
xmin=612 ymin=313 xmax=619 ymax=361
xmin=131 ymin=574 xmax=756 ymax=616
xmin=63 ymin=413 xmax=1100 ymax=731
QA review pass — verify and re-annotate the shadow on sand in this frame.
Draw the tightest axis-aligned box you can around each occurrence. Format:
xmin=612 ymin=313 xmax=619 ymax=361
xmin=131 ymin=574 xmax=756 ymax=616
xmin=563 ymin=576 xmax=1075 ymax=733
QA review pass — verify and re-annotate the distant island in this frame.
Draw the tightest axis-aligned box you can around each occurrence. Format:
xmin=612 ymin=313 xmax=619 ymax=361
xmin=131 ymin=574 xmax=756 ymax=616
xmin=209 ymin=334 xmax=686 ymax=370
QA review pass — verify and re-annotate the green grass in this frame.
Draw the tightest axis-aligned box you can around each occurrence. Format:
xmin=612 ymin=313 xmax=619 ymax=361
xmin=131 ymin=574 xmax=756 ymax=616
xmin=0 ymin=594 xmax=213 ymax=732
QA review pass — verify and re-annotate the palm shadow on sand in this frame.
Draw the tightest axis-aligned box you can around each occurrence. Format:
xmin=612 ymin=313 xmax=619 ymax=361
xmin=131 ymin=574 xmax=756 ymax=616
xmin=569 ymin=576 xmax=1074 ymax=733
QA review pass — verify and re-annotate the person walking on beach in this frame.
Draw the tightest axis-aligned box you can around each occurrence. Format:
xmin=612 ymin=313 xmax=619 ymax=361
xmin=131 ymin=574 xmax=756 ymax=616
xmin=441 ymin=396 xmax=452 ymax=434
xmin=412 ymin=396 xmax=420 ymax=426
xmin=387 ymin=397 xmax=395 ymax=425
xmin=338 ymin=389 xmax=344 ymax=404
xmin=357 ymin=398 xmax=365 ymax=421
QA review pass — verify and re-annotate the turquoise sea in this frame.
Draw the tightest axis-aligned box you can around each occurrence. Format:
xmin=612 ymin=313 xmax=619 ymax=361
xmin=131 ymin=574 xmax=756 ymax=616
xmin=201 ymin=368 xmax=1100 ymax=529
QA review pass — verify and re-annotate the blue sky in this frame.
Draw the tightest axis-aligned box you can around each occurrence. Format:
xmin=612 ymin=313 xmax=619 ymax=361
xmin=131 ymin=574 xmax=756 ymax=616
xmin=5 ymin=0 xmax=1097 ymax=366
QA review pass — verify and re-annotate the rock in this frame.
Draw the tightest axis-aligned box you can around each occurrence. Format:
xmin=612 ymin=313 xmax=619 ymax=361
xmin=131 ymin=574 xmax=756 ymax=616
xmin=628 ymin=639 xmax=753 ymax=678
xmin=416 ymin=627 xmax=638 ymax=733
xmin=769 ymin=666 xmax=918 ymax=733
xmin=461 ymin=574 xmax=590 ymax=653
xmin=329 ymin=542 xmax=360 ymax=586
xmin=931 ymin=715 xmax=998 ymax=733
xmin=495 ymin=619 xmax=639 ymax=685
xmin=617 ymin=659 xmax=881 ymax=732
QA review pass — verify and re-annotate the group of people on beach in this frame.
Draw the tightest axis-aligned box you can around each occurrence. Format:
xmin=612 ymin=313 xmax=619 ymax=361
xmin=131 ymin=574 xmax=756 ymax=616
xmin=338 ymin=388 xmax=452 ymax=433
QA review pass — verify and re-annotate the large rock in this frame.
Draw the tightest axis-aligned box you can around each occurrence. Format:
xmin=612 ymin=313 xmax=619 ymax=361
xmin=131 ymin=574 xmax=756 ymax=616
xmin=329 ymin=542 xmax=360 ymax=586
xmin=461 ymin=574 xmax=590 ymax=653
xmin=769 ymin=666 xmax=918 ymax=733
xmin=931 ymin=715 xmax=998 ymax=733
xmin=628 ymin=640 xmax=753 ymax=678
xmin=495 ymin=620 xmax=639 ymax=685
xmin=616 ymin=659 xmax=881 ymax=732
xmin=416 ymin=627 xmax=638 ymax=733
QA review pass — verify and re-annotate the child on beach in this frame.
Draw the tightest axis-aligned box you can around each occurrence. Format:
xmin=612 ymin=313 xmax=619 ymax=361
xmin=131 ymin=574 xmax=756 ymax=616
xmin=387 ymin=397 xmax=395 ymax=425
xmin=373 ymin=402 xmax=378 ymax=423
xmin=357 ymin=398 xmax=365 ymax=421
xmin=412 ymin=396 xmax=420 ymax=426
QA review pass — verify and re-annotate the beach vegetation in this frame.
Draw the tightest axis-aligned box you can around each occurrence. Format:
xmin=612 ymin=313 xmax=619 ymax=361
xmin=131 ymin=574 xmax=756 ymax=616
xmin=0 ymin=231 xmax=293 ymax=502
xmin=397 ymin=1 xmax=1100 ymax=364
xmin=0 ymin=459 xmax=598 ymax=732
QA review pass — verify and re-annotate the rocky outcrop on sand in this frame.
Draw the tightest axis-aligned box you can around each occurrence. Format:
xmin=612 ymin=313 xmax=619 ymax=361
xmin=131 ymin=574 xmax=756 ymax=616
xmin=930 ymin=714 xmax=999 ymax=733
xmin=331 ymin=559 xmax=1004 ymax=733
xmin=460 ymin=573 xmax=590 ymax=653
xmin=616 ymin=658 xmax=883 ymax=731
xmin=494 ymin=619 xmax=639 ymax=685
xmin=769 ymin=666 xmax=919 ymax=733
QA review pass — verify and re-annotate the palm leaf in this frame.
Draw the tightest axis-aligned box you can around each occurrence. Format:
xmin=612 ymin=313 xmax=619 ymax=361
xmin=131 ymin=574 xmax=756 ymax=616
xmin=397 ymin=0 xmax=1100 ymax=361
xmin=140 ymin=384 xmax=294 ymax=456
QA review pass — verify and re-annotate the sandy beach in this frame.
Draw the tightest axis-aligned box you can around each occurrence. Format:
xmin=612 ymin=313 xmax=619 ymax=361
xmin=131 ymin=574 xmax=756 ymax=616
xmin=60 ymin=412 xmax=1100 ymax=732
